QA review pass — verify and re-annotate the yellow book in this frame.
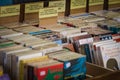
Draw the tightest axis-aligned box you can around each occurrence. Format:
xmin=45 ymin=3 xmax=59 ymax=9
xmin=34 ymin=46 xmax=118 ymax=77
xmin=0 ymin=66 xmax=3 ymax=76
xmin=19 ymin=56 xmax=48 ymax=80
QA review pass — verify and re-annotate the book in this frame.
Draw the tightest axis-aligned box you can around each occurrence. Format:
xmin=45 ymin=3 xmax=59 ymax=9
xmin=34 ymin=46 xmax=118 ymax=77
xmin=91 ymin=10 xmax=120 ymax=19
xmin=19 ymin=56 xmax=48 ymax=80
xmin=92 ymin=40 xmax=116 ymax=65
xmin=67 ymin=32 xmax=88 ymax=43
xmin=48 ymin=51 xmax=86 ymax=80
xmin=0 ymin=66 xmax=3 ymax=76
xmin=27 ymin=59 xmax=63 ymax=80
xmin=96 ymin=20 xmax=120 ymax=34
xmin=0 ymin=29 xmax=23 ymax=38
xmin=3 ymin=22 xmax=29 ymax=29
xmin=7 ymin=34 xmax=37 ymax=44
xmin=99 ymin=43 xmax=120 ymax=70
xmin=0 ymin=41 xmax=15 ymax=48
xmin=63 ymin=43 xmax=75 ymax=52
xmin=31 ymin=41 xmax=58 ymax=49
xmin=0 ymin=74 xmax=10 ymax=80
xmin=11 ymin=49 xmax=43 ymax=80
xmin=0 ymin=45 xmax=31 ymax=75
xmin=0 ymin=38 xmax=9 ymax=43
xmin=72 ymin=34 xmax=92 ymax=53
xmin=14 ymin=26 xmax=44 ymax=34
xmin=82 ymin=27 xmax=112 ymax=36
xmin=35 ymin=31 xmax=62 ymax=45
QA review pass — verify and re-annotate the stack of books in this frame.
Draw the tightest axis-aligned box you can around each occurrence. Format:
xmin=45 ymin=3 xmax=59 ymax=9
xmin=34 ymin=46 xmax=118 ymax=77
xmin=0 ymin=29 xmax=23 ymax=38
xmin=13 ymin=26 xmax=45 ymax=34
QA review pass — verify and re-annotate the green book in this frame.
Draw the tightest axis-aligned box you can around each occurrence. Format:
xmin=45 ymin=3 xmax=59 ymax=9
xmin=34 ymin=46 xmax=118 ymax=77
xmin=0 ymin=42 xmax=15 ymax=48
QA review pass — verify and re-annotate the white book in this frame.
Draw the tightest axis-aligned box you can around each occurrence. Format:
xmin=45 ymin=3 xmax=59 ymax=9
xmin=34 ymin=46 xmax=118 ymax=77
xmin=94 ymin=40 xmax=116 ymax=65
xmin=11 ymin=50 xmax=43 ymax=80
xmin=60 ymin=28 xmax=81 ymax=37
xmin=66 ymin=32 xmax=88 ymax=43
xmin=99 ymin=43 xmax=120 ymax=70
xmin=0 ymin=45 xmax=31 ymax=75
xmin=31 ymin=41 xmax=57 ymax=48
xmin=42 ymin=45 xmax=63 ymax=55
xmin=92 ymin=40 xmax=115 ymax=64
xmin=1 ymin=33 xmax=23 ymax=38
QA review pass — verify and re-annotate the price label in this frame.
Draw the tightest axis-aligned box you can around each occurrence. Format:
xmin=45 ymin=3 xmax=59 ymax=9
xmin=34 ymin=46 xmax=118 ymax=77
xmin=0 ymin=4 xmax=20 ymax=17
xmin=49 ymin=0 xmax=65 ymax=12
xmin=71 ymin=0 xmax=86 ymax=9
xmin=39 ymin=7 xmax=58 ymax=18
xmin=25 ymin=2 xmax=43 ymax=13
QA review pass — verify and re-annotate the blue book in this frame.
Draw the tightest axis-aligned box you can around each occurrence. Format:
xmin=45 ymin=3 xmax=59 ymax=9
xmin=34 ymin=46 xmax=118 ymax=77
xmin=0 ymin=0 xmax=13 ymax=6
xmin=29 ymin=30 xmax=52 ymax=35
xmin=84 ymin=44 xmax=92 ymax=63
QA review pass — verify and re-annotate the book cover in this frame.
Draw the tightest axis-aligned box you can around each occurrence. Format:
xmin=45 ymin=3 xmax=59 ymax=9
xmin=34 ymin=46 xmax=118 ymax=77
xmin=27 ymin=59 xmax=63 ymax=80
xmin=19 ymin=56 xmax=48 ymax=80
xmin=48 ymin=52 xmax=86 ymax=80
xmin=92 ymin=40 xmax=116 ymax=65
xmin=11 ymin=50 xmax=43 ymax=80
xmin=99 ymin=43 xmax=120 ymax=70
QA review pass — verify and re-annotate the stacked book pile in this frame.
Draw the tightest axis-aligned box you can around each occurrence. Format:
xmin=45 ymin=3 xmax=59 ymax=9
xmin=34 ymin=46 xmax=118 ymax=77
xmin=96 ymin=20 xmax=120 ymax=34
xmin=13 ymin=26 xmax=46 ymax=34
xmin=0 ymin=28 xmax=23 ymax=38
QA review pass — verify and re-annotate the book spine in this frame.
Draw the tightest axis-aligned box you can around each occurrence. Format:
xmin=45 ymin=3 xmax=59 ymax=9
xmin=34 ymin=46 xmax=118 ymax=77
xmin=27 ymin=66 xmax=34 ymax=80
xmin=84 ymin=44 xmax=92 ymax=63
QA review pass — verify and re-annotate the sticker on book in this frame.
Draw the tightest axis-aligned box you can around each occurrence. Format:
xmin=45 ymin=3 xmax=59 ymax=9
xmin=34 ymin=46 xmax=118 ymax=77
xmin=0 ymin=4 xmax=20 ymax=17
xmin=40 ymin=71 xmax=46 ymax=76
xmin=65 ymin=62 xmax=71 ymax=69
